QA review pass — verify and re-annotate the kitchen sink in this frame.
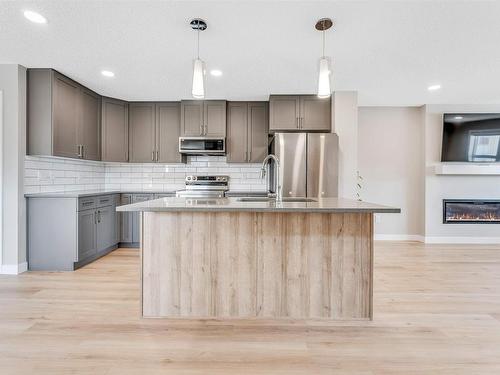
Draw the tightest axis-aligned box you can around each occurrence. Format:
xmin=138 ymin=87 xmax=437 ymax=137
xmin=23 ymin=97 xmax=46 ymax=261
xmin=282 ymin=197 xmax=317 ymax=202
xmin=236 ymin=197 xmax=274 ymax=202
xmin=236 ymin=197 xmax=317 ymax=203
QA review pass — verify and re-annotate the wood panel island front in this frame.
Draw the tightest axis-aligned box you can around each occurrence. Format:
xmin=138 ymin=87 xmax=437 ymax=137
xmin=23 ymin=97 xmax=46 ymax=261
xmin=117 ymin=197 xmax=400 ymax=321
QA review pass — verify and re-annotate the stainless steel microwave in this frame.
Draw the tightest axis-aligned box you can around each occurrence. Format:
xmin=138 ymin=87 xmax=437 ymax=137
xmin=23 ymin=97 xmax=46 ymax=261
xmin=178 ymin=137 xmax=226 ymax=155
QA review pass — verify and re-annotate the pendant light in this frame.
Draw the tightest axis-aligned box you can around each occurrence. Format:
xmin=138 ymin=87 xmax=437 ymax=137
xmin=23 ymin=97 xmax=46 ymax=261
xmin=190 ymin=18 xmax=207 ymax=99
xmin=315 ymin=18 xmax=333 ymax=98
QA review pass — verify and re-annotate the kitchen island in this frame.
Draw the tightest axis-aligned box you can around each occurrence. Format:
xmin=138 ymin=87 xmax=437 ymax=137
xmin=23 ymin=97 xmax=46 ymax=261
xmin=117 ymin=197 xmax=400 ymax=320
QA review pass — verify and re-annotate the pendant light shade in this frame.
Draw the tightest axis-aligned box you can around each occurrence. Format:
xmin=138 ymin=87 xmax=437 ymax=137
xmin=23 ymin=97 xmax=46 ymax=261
xmin=190 ymin=19 xmax=207 ymax=99
xmin=315 ymin=18 xmax=333 ymax=98
xmin=192 ymin=58 xmax=205 ymax=99
xmin=317 ymin=57 xmax=331 ymax=98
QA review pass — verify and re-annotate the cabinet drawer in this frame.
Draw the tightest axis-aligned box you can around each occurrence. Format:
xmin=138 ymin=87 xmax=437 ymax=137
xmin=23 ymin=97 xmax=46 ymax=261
xmin=96 ymin=194 xmax=115 ymax=208
xmin=78 ymin=197 xmax=96 ymax=211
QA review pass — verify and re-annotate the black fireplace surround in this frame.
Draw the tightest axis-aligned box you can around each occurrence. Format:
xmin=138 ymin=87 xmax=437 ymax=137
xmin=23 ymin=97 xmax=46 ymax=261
xmin=443 ymin=199 xmax=500 ymax=224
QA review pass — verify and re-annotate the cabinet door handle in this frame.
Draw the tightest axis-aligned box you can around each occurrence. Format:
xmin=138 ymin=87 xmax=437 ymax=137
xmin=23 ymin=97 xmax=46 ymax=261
xmin=97 ymin=210 xmax=101 ymax=223
xmin=156 ymin=150 xmax=159 ymax=162
xmin=151 ymin=151 xmax=155 ymax=161
xmin=204 ymin=124 xmax=207 ymax=135
xmin=94 ymin=211 xmax=97 ymax=224
xmin=77 ymin=145 xmax=83 ymax=158
xmin=245 ymin=151 xmax=248 ymax=162
xmin=297 ymin=118 xmax=299 ymax=129
xmin=81 ymin=145 xmax=84 ymax=158
xmin=249 ymin=150 xmax=252 ymax=162
xmin=200 ymin=124 xmax=203 ymax=135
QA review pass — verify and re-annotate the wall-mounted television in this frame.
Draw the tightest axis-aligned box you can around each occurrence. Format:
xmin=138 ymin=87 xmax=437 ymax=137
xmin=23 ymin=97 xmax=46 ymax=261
xmin=441 ymin=113 xmax=500 ymax=162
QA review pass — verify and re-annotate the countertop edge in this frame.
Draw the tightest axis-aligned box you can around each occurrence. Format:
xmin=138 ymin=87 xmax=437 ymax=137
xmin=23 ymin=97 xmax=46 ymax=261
xmin=24 ymin=190 xmax=177 ymax=198
xmin=116 ymin=206 xmax=401 ymax=214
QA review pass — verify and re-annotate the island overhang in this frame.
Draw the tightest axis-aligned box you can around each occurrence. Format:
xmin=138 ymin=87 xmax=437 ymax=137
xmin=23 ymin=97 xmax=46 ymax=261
xmin=117 ymin=196 xmax=401 ymax=214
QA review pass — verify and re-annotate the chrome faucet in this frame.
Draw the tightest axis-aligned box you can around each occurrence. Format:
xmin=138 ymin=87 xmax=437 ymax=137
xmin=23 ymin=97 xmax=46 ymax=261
xmin=260 ymin=154 xmax=282 ymax=202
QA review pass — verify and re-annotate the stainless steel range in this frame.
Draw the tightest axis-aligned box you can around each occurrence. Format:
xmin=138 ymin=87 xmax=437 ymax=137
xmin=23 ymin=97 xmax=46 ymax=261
xmin=175 ymin=175 xmax=229 ymax=198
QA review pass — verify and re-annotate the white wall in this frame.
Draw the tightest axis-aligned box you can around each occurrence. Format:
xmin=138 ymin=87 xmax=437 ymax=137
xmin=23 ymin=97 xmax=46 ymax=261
xmin=0 ymin=91 xmax=3 ymax=268
xmin=0 ymin=64 xmax=27 ymax=274
xmin=24 ymin=156 xmax=105 ymax=194
xmin=24 ymin=156 xmax=266 ymax=194
xmin=104 ymin=156 xmax=265 ymax=192
xmin=358 ymin=104 xmax=500 ymax=243
xmin=358 ymin=107 xmax=425 ymax=239
xmin=424 ymin=104 xmax=500 ymax=243
xmin=332 ymin=91 xmax=358 ymax=199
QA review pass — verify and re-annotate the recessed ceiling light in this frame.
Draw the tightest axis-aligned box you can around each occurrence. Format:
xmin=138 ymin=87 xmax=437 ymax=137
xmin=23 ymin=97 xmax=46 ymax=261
xmin=101 ymin=70 xmax=115 ymax=78
xmin=454 ymin=116 xmax=464 ymax=120
xmin=428 ymin=84 xmax=441 ymax=91
xmin=23 ymin=10 xmax=47 ymax=24
xmin=210 ymin=69 xmax=223 ymax=77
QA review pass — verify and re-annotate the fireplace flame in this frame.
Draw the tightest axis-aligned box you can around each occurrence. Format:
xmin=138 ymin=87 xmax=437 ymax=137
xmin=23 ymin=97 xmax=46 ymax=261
xmin=447 ymin=212 xmax=500 ymax=222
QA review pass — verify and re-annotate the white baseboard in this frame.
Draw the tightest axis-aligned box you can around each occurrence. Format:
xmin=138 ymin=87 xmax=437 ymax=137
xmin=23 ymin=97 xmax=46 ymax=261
xmin=374 ymin=234 xmax=424 ymax=242
xmin=0 ymin=262 xmax=28 ymax=275
xmin=18 ymin=261 xmax=28 ymax=273
xmin=424 ymin=236 xmax=500 ymax=244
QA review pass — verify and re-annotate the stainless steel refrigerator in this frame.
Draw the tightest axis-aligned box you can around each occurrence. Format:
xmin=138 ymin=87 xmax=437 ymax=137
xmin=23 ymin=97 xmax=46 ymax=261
xmin=270 ymin=133 xmax=339 ymax=198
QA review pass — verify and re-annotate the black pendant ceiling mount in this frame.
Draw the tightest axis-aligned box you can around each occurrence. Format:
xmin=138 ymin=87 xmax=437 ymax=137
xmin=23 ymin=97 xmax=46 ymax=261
xmin=190 ymin=18 xmax=207 ymax=31
xmin=315 ymin=18 xmax=333 ymax=31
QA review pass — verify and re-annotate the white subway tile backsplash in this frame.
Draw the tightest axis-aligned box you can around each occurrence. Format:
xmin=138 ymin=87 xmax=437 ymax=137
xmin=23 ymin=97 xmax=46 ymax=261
xmin=24 ymin=155 xmax=266 ymax=194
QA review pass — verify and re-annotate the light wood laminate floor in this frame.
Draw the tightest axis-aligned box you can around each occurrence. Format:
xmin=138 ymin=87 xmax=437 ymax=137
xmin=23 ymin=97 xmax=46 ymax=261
xmin=1 ymin=241 xmax=500 ymax=374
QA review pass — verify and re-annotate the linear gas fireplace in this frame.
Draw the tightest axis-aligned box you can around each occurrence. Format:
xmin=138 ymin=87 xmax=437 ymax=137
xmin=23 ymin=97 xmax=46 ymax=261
xmin=443 ymin=199 xmax=500 ymax=224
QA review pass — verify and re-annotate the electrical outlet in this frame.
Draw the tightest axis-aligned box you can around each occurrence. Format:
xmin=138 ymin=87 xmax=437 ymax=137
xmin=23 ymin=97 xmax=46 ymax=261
xmin=375 ymin=214 xmax=381 ymax=224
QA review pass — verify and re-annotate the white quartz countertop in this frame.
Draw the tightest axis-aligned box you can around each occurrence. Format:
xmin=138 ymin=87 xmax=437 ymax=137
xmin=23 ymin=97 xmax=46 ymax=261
xmin=116 ymin=197 xmax=401 ymax=213
xmin=24 ymin=190 xmax=177 ymax=198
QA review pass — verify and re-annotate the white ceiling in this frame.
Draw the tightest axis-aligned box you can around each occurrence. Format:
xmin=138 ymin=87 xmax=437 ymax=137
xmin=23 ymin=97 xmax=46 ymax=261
xmin=1 ymin=1 xmax=500 ymax=106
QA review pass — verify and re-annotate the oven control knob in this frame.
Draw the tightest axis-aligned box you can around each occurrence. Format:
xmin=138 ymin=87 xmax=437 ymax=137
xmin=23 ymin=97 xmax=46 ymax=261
xmin=186 ymin=176 xmax=191 ymax=181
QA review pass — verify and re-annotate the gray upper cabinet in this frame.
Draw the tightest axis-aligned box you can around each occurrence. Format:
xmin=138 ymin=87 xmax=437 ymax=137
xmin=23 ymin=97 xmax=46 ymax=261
xmin=269 ymin=95 xmax=331 ymax=132
xmin=101 ymin=97 xmax=129 ymax=162
xmin=181 ymin=100 xmax=226 ymax=137
xmin=299 ymin=96 xmax=331 ymax=131
xmin=180 ymin=101 xmax=204 ymax=136
xmin=80 ymin=88 xmax=101 ymax=160
xmin=227 ymin=102 xmax=268 ymax=163
xmin=129 ymin=102 xmax=182 ymax=163
xmin=53 ymin=73 xmax=80 ymax=158
xmin=248 ymin=102 xmax=269 ymax=162
xmin=227 ymin=102 xmax=248 ymax=162
xmin=156 ymin=102 xmax=182 ymax=163
xmin=28 ymin=69 xmax=101 ymax=160
xmin=204 ymin=101 xmax=226 ymax=136
xmin=269 ymin=96 xmax=299 ymax=132
xmin=129 ymin=103 xmax=156 ymax=162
